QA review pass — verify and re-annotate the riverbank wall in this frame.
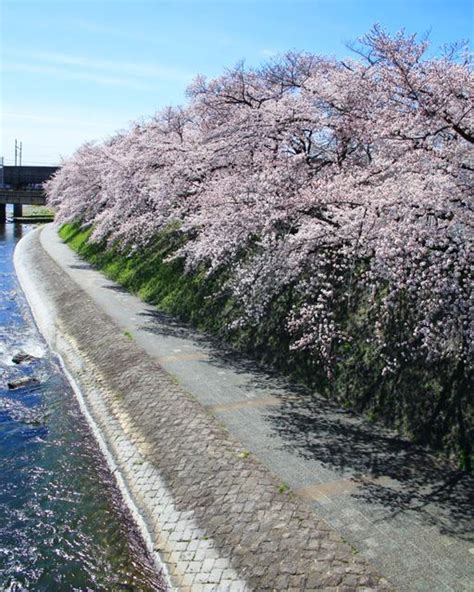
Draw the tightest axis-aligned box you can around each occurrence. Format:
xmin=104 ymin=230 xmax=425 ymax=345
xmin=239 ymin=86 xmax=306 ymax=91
xmin=14 ymin=226 xmax=391 ymax=591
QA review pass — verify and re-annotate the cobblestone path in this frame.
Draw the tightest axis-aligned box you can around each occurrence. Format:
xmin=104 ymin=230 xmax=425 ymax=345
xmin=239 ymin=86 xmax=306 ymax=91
xmin=15 ymin=228 xmax=395 ymax=591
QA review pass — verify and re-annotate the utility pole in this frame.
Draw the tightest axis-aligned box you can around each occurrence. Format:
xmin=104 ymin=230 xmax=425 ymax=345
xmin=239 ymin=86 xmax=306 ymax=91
xmin=13 ymin=140 xmax=23 ymax=219
xmin=14 ymin=140 xmax=22 ymax=166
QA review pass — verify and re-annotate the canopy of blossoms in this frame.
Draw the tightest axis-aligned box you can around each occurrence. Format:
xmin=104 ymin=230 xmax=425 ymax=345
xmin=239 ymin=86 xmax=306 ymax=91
xmin=46 ymin=26 xmax=473 ymax=378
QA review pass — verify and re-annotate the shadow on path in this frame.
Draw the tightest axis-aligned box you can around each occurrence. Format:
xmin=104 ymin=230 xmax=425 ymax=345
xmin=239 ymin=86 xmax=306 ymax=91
xmin=267 ymin=391 xmax=473 ymax=541
xmin=127 ymin=304 xmax=474 ymax=542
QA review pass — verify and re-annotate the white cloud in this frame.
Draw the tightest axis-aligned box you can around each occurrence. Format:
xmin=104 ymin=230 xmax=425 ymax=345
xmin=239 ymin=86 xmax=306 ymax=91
xmin=260 ymin=48 xmax=278 ymax=58
xmin=1 ymin=115 xmax=114 ymax=165
xmin=73 ymin=17 xmax=155 ymax=44
xmin=3 ymin=61 xmax=153 ymax=89
xmin=1 ymin=104 xmax=135 ymax=165
xmin=6 ymin=49 xmax=194 ymax=85
xmin=2 ymin=110 xmax=118 ymax=129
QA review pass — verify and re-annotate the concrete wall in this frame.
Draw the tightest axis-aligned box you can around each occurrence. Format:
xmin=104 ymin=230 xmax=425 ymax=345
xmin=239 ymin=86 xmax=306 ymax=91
xmin=0 ymin=189 xmax=46 ymax=205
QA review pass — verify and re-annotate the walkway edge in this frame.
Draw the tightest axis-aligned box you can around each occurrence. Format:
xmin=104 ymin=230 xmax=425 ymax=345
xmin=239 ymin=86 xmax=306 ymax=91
xmin=14 ymin=225 xmax=392 ymax=592
xmin=14 ymin=227 xmax=173 ymax=590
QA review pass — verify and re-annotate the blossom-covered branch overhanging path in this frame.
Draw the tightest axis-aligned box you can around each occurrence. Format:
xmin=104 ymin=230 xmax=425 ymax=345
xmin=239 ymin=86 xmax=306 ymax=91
xmin=43 ymin=26 xmax=473 ymax=591
xmin=38 ymin=222 xmax=473 ymax=592
xmin=47 ymin=27 xmax=473 ymax=467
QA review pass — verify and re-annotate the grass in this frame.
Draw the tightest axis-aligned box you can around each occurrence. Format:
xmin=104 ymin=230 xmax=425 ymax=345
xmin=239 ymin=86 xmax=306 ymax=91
xmin=278 ymin=483 xmax=290 ymax=494
xmin=58 ymin=222 xmax=472 ymax=469
xmin=23 ymin=205 xmax=55 ymax=218
xmin=59 ymin=222 xmax=224 ymax=331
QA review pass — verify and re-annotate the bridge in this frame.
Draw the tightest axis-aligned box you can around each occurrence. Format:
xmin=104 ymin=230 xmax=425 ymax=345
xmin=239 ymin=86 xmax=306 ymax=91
xmin=0 ymin=165 xmax=59 ymax=221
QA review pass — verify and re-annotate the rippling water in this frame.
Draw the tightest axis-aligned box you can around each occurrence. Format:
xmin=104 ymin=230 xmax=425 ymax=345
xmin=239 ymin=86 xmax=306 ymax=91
xmin=0 ymin=222 xmax=165 ymax=591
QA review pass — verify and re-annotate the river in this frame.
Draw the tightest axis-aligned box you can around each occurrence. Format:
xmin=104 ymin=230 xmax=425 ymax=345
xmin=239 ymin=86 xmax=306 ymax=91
xmin=0 ymin=220 xmax=165 ymax=591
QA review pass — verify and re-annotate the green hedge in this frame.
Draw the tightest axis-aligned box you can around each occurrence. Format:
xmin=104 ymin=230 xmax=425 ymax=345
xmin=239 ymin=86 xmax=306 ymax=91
xmin=59 ymin=223 xmax=472 ymax=469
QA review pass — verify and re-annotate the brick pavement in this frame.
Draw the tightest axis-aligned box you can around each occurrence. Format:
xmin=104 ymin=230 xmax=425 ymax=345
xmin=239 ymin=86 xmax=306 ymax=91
xmin=15 ymin=228 xmax=393 ymax=590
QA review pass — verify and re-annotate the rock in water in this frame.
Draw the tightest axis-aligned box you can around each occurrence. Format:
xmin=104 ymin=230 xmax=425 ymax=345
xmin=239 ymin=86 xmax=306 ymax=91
xmin=7 ymin=376 xmax=39 ymax=389
xmin=12 ymin=351 xmax=38 ymax=364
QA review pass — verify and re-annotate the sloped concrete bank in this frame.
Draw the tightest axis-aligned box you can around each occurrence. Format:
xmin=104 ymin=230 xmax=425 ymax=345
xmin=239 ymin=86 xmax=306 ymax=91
xmin=15 ymin=227 xmax=391 ymax=592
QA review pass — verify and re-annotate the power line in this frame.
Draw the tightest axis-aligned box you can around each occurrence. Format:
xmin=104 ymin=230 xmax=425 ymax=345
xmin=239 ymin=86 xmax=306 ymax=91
xmin=2 ymin=159 xmax=60 ymax=166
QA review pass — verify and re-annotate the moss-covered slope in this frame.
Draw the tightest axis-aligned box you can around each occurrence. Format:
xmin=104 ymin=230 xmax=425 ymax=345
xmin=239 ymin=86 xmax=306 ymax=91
xmin=59 ymin=223 xmax=472 ymax=469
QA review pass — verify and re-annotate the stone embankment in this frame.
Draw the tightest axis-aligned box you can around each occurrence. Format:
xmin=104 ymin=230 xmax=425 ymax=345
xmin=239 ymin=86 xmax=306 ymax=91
xmin=14 ymin=226 xmax=392 ymax=591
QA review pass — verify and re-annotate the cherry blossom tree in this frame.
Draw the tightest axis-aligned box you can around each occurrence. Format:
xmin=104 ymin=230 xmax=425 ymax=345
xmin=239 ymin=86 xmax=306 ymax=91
xmin=46 ymin=27 xmax=473 ymax=456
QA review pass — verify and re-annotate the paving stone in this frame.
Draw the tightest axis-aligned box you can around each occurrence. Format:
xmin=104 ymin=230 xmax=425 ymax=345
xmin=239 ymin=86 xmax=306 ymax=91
xmin=19 ymin=228 xmax=394 ymax=591
xmin=207 ymin=568 xmax=223 ymax=583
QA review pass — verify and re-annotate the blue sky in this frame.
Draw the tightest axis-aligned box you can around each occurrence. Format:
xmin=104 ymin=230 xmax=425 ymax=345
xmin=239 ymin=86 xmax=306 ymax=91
xmin=1 ymin=0 xmax=472 ymax=165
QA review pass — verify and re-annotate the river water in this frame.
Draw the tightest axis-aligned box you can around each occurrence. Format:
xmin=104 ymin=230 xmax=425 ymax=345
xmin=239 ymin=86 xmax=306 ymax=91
xmin=0 ymin=221 xmax=165 ymax=591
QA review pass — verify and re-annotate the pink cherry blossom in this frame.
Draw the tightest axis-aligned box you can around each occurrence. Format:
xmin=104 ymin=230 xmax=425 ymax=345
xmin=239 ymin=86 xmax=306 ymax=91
xmin=46 ymin=26 xmax=473 ymax=376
